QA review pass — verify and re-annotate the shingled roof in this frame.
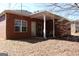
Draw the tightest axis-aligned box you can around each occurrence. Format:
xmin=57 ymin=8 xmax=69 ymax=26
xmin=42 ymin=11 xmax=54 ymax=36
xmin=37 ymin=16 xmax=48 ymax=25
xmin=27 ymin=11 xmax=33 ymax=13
xmin=0 ymin=10 xmax=32 ymax=16
xmin=0 ymin=10 xmax=70 ymax=22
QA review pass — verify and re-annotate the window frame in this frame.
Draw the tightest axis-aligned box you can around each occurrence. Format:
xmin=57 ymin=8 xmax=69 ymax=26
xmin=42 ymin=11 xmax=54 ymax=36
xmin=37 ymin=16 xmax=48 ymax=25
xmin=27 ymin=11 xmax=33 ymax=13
xmin=22 ymin=20 xmax=28 ymax=32
xmin=14 ymin=19 xmax=28 ymax=32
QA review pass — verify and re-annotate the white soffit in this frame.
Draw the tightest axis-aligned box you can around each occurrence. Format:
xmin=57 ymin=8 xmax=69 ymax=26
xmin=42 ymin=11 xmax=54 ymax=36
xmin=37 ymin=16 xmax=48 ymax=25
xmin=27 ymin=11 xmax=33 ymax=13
xmin=30 ymin=11 xmax=64 ymax=20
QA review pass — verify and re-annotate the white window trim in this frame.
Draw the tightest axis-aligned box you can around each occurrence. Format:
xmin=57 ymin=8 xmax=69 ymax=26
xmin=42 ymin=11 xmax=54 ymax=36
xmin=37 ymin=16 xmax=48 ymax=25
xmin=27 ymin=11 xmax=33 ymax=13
xmin=22 ymin=20 xmax=28 ymax=32
xmin=14 ymin=19 xmax=28 ymax=32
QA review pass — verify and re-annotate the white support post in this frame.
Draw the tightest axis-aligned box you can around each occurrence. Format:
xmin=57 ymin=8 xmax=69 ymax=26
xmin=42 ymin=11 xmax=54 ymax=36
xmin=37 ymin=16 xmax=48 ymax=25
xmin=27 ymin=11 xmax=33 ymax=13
xmin=20 ymin=20 xmax=22 ymax=32
xmin=53 ymin=15 xmax=55 ymax=38
xmin=43 ymin=15 xmax=46 ymax=39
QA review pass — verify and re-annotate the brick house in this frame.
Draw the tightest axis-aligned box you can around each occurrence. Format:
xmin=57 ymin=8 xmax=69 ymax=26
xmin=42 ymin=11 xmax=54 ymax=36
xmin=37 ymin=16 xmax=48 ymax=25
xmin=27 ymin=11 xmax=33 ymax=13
xmin=0 ymin=10 xmax=71 ymax=39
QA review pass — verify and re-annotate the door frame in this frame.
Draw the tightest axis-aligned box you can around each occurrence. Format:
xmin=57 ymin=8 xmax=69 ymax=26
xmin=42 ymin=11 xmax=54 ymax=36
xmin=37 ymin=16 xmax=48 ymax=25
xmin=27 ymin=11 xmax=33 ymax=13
xmin=31 ymin=21 xmax=36 ymax=36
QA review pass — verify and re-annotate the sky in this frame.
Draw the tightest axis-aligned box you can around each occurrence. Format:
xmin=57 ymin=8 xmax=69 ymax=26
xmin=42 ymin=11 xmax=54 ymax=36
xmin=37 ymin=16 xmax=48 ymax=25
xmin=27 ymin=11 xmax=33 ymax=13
xmin=0 ymin=3 xmax=48 ymax=12
xmin=0 ymin=3 xmax=79 ymax=21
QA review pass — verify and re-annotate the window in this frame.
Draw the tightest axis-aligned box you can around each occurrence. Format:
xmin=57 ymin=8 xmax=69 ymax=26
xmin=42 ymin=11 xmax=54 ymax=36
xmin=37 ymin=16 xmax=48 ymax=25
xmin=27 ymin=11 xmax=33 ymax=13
xmin=14 ymin=19 xmax=28 ymax=32
xmin=15 ymin=20 xmax=21 ymax=32
xmin=22 ymin=20 xmax=28 ymax=32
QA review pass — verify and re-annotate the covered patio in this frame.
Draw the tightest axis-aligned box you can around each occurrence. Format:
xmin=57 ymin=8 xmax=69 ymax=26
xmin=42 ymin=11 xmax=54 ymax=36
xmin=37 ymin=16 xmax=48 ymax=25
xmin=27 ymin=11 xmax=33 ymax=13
xmin=30 ymin=11 xmax=69 ymax=39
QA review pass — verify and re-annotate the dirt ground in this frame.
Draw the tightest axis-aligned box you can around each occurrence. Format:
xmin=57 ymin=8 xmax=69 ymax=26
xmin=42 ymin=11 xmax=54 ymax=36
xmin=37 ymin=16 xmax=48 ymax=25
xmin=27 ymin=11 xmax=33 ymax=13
xmin=0 ymin=38 xmax=79 ymax=56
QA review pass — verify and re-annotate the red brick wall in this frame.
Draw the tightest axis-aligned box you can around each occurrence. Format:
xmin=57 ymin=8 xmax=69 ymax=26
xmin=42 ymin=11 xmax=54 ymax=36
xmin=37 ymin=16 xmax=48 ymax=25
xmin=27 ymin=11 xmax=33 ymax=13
xmin=55 ymin=20 xmax=71 ymax=37
xmin=6 ymin=13 xmax=33 ymax=39
xmin=5 ymin=13 xmax=71 ymax=39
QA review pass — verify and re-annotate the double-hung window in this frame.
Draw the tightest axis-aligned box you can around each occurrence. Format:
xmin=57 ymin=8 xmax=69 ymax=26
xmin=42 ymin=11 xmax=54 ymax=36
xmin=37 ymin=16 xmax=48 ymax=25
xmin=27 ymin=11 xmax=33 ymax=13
xmin=15 ymin=19 xmax=28 ymax=32
xmin=15 ymin=20 xmax=21 ymax=32
xmin=22 ymin=20 xmax=28 ymax=32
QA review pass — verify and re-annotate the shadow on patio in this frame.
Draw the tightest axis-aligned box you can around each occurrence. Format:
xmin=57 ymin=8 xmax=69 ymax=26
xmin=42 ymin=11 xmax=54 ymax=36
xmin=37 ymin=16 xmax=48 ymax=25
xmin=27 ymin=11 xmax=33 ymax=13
xmin=8 ymin=35 xmax=79 ymax=43
xmin=56 ymin=35 xmax=79 ymax=42
xmin=9 ymin=37 xmax=50 ymax=44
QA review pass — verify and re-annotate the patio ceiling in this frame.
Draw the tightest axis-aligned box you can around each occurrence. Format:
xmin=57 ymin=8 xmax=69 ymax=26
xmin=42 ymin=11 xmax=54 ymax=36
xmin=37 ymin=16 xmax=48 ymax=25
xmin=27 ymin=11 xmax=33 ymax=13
xmin=30 ymin=11 xmax=67 ymax=20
